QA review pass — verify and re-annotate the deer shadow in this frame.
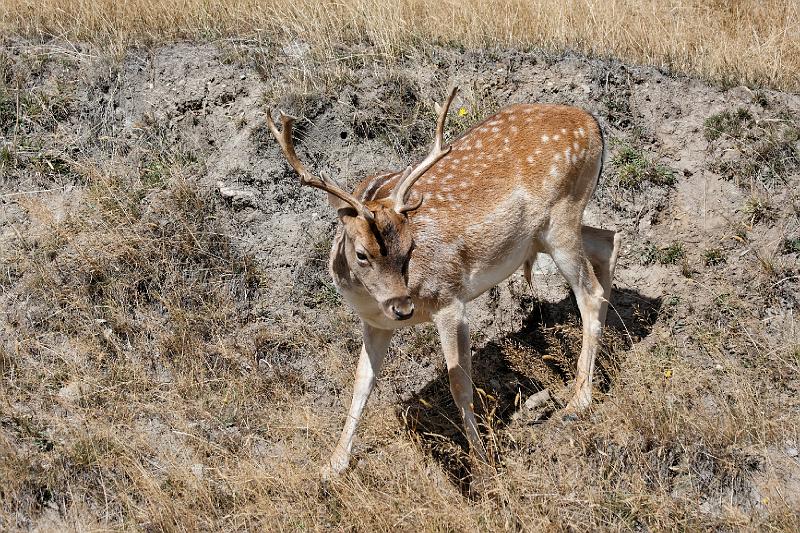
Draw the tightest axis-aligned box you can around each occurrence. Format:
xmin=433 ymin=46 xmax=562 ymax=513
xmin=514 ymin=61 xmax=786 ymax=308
xmin=397 ymin=287 xmax=661 ymax=493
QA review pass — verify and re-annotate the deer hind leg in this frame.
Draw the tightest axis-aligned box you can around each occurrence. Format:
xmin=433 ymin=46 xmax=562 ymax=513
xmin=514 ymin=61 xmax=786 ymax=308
xmin=582 ymin=225 xmax=622 ymax=326
xmin=433 ymin=302 xmax=487 ymax=465
xmin=322 ymin=323 xmax=393 ymax=480
xmin=547 ymin=230 xmax=607 ymax=414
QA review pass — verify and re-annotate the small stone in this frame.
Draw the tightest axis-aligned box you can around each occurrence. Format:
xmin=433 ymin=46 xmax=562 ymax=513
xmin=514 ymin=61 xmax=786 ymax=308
xmin=787 ymin=447 xmax=798 ymax=458
xmin=721 ymin=149 xmax=740 ymax=162
xmin=58 ymin=381 xmax=84 ymax=403
xmin=217 ymin=181 xmax=256 ymax=207
xmin=191 ymin=463 xmax=204 ymax=480
xmin=524 ymin=389 xmax=551 ymax=410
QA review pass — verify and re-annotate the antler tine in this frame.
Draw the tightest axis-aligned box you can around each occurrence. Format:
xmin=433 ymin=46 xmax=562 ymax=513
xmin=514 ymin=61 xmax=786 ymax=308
xmin=392 ymin=87 xmax=458 ymax=214
xmin=433 ymin=87 xmax=458 ymax=150
xmin=266 ymin=109 xmax=374 ymax=222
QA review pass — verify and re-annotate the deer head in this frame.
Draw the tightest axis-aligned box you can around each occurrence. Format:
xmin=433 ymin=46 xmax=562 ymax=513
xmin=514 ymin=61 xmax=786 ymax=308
xmin=266 ymin=88 xmax=457 ymax=321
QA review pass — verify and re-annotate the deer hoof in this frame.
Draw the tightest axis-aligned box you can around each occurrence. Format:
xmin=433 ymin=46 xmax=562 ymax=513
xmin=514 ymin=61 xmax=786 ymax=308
xmin=320 ymin=465 xmax=338 ymax=482
xmin=320 ymin=453 xmax=349 ymax=481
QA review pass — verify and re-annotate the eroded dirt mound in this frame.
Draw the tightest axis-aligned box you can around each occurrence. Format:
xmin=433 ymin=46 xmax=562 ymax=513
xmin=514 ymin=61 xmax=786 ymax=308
xmin=1 ymin=39 xmax=798 ymax=530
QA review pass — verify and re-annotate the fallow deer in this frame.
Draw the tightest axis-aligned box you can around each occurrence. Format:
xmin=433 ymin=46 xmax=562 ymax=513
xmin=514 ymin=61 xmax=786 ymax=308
xmin=266 ymin=87 xmax=621 ymax=478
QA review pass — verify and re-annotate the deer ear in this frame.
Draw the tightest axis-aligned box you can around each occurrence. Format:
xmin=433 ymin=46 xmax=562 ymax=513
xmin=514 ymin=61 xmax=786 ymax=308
xmin=336 ymin=206 xmax=359 ymax=220
xmin=327 ymin=192 xmax=349 ymax=210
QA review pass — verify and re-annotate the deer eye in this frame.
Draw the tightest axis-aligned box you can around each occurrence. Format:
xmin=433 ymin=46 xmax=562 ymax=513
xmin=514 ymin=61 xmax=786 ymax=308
xmin=355 ymin=250 xmax=369 ymax=263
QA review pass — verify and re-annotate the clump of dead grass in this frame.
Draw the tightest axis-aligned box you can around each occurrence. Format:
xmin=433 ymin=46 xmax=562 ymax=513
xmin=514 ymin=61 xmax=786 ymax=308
xmin=0 ymin=162 xmax=277 ymax=529
xmin=706 ymin=107 xmax=800 ymax=191
xmin=1 ymin=0 xmax=799 ymax=90
xmin=17 ymin=166 xmax=260 ymax=363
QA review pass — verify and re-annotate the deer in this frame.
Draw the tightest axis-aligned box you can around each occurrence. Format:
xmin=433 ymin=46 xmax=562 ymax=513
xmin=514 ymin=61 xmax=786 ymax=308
xmin=266 ymin=87 xmax=621 ymax=479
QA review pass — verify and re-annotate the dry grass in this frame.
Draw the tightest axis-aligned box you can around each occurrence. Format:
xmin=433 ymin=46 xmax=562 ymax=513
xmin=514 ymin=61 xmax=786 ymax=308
xmin=2 ymin=30 xmax=800 ymax=532
xmin=1 ymin=0 xmax=800 ymax=90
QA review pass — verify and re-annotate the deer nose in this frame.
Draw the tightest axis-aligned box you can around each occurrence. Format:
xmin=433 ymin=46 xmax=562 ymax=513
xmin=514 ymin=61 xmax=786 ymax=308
xmin=388 ymin=297 xmax=414 ymax=320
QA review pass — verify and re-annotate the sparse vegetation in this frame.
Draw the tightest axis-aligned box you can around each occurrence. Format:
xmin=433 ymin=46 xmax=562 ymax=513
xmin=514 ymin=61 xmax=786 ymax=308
xmin=2 ymin=9 xmax=800 ymax=532
xmin=707 ymin=108 xmax=800 ymax=190
xmin=610 ymin=140 xmax=675 ymax=189
xmin=704 ymin=248 xmax=726 ymax=266
xmin=743 ymin=195 xmax=775 ymax=225
xmin=640 ymin=242 xmax=686 ymax=266
xmin=783 ymin=237 xmax=800 ymax=254
xmin=704 ymin=108 xmax=754 ymax=141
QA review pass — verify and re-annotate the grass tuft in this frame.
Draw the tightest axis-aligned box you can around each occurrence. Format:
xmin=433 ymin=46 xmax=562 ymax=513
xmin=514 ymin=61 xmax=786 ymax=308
xmin=611 ymin=140 xmax=676 ymax=189
xmin=704 ymin=108 xmax=754 ymax=141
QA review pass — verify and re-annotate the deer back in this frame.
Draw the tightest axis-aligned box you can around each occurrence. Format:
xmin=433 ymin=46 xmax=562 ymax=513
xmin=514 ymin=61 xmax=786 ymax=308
xmin=344 ymin=104 xmax=604 ymax=311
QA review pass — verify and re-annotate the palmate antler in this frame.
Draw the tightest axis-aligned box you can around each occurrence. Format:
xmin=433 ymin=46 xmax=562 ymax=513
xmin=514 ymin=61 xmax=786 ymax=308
xmin=266 ymin=111 xmax=375 ymax=222
xmin=391 ymin=87 xmax=458 ymax=214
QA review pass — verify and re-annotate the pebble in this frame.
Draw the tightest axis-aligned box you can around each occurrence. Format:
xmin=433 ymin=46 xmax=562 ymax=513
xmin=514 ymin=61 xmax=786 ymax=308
xmin=524 ymin=389 xmax=551 ymax=410
xmin=191 ymin=463 xmax=204 ymax=480
xmin=58 ymin=381 xmax=84 ymax=403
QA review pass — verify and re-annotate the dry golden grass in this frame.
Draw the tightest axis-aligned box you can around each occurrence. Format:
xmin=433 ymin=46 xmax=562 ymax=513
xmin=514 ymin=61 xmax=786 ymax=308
xmin=2 ymin=146 xmax=798 ymax=530
xmin=1 ymin=0 xmax=799 ymax=89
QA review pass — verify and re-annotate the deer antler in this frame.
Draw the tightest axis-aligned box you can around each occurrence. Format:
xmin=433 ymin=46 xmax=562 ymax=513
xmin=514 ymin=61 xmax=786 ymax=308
xmin=391 ymin=87 xmax=458 ymax=214
xmin=266 ymin=110 xmax=375 ymax=222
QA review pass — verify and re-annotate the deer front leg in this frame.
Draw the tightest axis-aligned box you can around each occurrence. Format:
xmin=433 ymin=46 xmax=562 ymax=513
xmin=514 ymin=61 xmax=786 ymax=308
xmin=322 ymin=323 xmax=393 ymax=479
xmin=433 ymin=302 xmax=487 ymax=465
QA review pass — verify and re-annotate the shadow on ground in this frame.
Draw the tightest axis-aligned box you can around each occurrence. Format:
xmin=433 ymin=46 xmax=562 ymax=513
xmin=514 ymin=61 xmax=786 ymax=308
xmin=398 ymin=287 xmax=662 ymax=492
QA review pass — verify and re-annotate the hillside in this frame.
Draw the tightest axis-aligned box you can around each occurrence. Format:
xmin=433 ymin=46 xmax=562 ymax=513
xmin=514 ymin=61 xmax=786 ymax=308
xmin=1 ymin=38 xmax=799 ymax=530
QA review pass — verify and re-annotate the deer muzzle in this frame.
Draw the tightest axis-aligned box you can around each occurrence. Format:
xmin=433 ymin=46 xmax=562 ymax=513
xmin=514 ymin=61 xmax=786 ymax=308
xmin=384 ymin=296 xmax=414 ymax=321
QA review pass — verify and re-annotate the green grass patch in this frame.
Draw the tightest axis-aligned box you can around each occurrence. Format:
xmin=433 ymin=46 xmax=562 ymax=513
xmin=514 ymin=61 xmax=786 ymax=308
xmin=704 ymin=248 xmax=726 ymax=266
xmin=640 ymin=242 xmax=686 ymax=266
xmin=704 ymin=108 xmax=754 ymax=141
xmin=611 ymin=140 xmax=676 ymax=189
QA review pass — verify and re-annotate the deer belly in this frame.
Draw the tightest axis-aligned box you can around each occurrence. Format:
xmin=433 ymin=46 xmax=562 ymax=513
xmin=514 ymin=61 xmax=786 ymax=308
xmin=462 ymin=240 xmax=531 ymax=300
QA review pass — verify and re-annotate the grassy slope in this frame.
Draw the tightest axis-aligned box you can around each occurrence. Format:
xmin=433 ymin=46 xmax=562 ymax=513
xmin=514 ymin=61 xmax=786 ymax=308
xmin=1 ymin=0 xmax=799 ymax=90
xmin=1 ymin=9 xmax=799 ymax=533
